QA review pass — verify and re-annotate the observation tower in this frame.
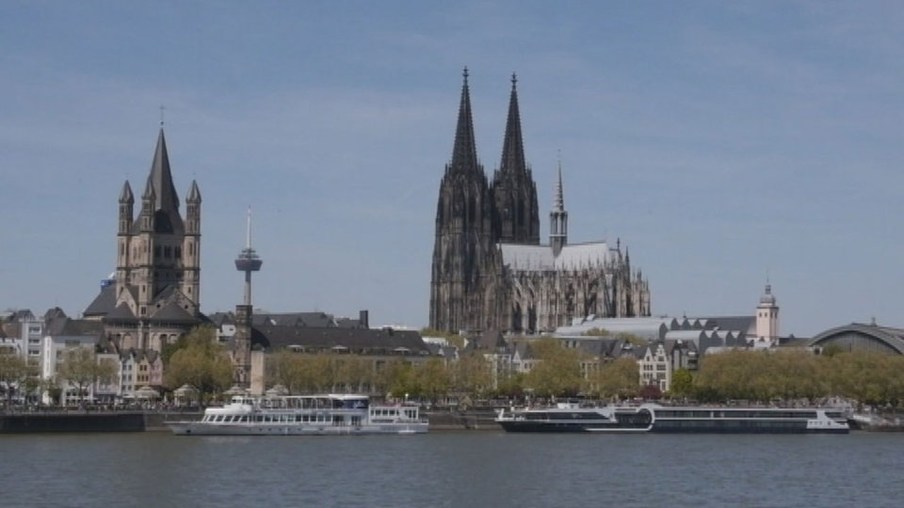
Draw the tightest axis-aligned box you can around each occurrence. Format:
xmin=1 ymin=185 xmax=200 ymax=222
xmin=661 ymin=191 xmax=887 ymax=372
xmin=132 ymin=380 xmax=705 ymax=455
xmin=233 ymin=207 xmax=262 ymax=388
xmin=235 ymin=207 xmax=263 ymax=305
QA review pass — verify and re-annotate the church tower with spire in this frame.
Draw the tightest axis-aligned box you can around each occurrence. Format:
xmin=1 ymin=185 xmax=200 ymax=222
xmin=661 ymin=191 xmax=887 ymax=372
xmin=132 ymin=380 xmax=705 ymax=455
xmin=429 ymin=68 xmax=497 ymax=334
xmin=86 ymin=127 xmax=203 ymax=352
xmin=490 ymin=74 xmax=540 ymax=245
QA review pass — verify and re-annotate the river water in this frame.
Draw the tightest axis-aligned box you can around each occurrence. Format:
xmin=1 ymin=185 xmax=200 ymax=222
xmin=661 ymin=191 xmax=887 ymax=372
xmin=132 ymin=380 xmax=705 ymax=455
xmin=1 ymin=431 xmax=900 ymax=507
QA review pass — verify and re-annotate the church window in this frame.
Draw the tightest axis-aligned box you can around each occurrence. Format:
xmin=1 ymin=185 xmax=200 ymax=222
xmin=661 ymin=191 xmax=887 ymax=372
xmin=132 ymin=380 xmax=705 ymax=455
xmin=164 ymin=246 xmax=171 ymax=258
xmin=154 ymin=246 xmax=161 ymax=259
xmin=175 ymin=247 xmax=181 ymax=259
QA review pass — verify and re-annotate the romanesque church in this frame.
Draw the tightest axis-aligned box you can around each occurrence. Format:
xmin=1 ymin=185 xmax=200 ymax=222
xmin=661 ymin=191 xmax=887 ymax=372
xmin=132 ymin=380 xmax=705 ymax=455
xmin=84 ymin=127 xmax=204 ymax=351
xmin=430 ymin=70 xmax=651 ymax=335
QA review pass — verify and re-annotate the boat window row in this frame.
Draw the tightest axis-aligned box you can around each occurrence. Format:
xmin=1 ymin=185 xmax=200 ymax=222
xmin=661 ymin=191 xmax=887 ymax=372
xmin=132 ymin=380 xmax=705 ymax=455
xmin=203 ymin=413 xmax=338 ymax=423
xmin=523 ymin=412 xmax=609 ymax=421
xmin=655 ymin=409 xmax=818 ymax=419
xmin=255 ymin=397 xmax=369 ymax=410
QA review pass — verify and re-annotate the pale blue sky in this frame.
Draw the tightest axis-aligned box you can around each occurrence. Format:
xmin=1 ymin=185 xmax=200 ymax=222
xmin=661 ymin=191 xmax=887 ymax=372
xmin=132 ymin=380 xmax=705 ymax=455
xmin=1 ymin=1 xmax=902 ymax=337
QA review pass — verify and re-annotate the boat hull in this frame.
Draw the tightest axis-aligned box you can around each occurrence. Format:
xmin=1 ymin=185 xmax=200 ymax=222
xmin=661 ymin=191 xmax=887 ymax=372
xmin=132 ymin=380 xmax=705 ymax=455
xmin=168 ymin=421 xmax=428 ymax=436
xmin=496 ymin=404 xmax=850 ymax=434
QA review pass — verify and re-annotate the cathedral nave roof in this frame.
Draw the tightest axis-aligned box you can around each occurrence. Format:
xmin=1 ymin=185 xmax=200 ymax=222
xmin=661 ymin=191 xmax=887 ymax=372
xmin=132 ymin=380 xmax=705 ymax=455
xmin=498 ymin=241 xmax=615 ymax=272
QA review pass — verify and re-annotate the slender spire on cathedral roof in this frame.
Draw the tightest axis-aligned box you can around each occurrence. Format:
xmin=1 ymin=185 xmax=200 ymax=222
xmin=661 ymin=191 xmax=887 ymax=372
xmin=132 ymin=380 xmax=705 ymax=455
xmin=148 ymin=128 xmax=180 ymax=214
xmin=553 ymin=158 xmax=565 ymax=212
xmin=450 ymin=67 xmax=480 ymax=174
xmin=499 ymin=72 xmax=527 ymax=176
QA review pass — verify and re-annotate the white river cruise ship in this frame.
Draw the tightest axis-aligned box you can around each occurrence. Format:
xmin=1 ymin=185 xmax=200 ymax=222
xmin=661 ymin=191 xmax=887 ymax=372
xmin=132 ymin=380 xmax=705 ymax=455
xmin=168 ymin=394 xmax=428 ymax=436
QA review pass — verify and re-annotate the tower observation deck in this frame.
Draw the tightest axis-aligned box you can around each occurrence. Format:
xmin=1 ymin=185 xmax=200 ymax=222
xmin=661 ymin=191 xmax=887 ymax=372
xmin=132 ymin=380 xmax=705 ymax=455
xmin=235 ymin=207 xmax=262 ymax=306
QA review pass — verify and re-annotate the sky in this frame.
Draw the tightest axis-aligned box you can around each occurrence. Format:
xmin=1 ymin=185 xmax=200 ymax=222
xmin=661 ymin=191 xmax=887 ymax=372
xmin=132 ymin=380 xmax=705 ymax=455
xmin=1 ymin=1 xmax=902 ymax=338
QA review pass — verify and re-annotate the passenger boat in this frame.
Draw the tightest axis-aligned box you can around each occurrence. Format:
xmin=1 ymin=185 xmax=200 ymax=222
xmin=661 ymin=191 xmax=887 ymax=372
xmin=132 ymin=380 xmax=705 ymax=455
xmin=168 ymin=394 xmax=428 ymax=435
xmin=495 ymin=403 xmax=850 ymax=434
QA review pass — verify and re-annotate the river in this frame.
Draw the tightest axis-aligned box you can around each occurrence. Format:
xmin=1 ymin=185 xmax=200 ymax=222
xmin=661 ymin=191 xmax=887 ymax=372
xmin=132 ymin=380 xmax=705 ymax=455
xmin=0 ymin=431 xmax=900 ymax=507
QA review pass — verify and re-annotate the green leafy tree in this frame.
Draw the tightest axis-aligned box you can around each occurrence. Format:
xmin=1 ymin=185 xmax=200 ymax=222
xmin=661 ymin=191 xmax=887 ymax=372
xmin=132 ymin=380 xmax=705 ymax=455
xmin=0 ymin=352 xmax=32 ymax=406
xmin=57 ymin=348 xmax=117 ymax=403
xmin=165 ymin=326 xmax=233 ymax=404
xmin=669 ymin=368 xmax=694 ymax=398
xmin=525 ymin=339 xmax=584 ymax=398
xmin=452 ymin=353 xmax=493 ymax=397
xmin=591 ymin=357 xmax=639 ymax=401
xmin=415 ymin=358 xmax=451 ymax=404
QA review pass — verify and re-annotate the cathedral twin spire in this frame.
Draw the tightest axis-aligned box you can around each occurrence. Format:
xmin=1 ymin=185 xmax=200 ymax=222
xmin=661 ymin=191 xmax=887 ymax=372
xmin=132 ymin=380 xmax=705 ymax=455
xmin=449 ymin=68 xmax=481 ymax=175
xmin=445 ymin=68 xmax=541 ymax=245
xmin=499 ymin=74 xmax=528 ymax=178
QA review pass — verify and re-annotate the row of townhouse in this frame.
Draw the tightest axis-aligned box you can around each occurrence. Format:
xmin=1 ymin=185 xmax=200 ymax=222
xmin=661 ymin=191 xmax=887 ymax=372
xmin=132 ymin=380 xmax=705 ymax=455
xmin=2 ymin=309 xmax=164 ymax=405
xmin=470 ymin=328 xmax=701 ymax=393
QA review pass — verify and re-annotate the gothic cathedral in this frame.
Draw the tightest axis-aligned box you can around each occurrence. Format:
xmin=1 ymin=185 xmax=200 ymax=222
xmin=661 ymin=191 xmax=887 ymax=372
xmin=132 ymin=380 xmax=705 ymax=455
xmin=84 ymin=128 xmax=203 ymax=352
xmin=430 ymin=70 xmax=651 ymax=335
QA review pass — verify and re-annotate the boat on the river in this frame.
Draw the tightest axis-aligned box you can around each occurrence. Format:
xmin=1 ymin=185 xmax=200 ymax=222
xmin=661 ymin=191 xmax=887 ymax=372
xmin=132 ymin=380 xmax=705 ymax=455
xmin=168 ymin=394 xmax=428 ymax=435
xmin=495 ymin=403 xmax=850 ymax=434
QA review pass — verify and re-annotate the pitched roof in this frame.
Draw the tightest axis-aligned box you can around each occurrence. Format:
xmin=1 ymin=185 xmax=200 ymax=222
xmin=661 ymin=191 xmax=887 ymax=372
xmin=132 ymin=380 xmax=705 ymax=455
xmin=151 ymin=300 xmax=197 ymax=323
xmin=254 ymin=325 xmax=430 ymax=355
xmin=499 ymin=241 xmax=615 ymax=271
xmin=106 ymin=302 xmax=137 ymax=321
xmin=46 ymin=317 xmax=104 ymax=337
xmin=84 ymin=284 xmax=117 ymax=318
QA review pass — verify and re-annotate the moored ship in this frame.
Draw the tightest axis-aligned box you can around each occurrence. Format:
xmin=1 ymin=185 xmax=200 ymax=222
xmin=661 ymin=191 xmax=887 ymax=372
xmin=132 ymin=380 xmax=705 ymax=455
xmin=495 ymin=403 xmax=849 ymax=434
xmin=168 ymin=394 xmax=428 ymax=435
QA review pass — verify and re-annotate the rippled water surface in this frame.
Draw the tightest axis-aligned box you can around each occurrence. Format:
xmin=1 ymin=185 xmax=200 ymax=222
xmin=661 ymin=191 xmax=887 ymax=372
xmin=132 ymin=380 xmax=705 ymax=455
xmin=1 ymin=431 xmax=901 ymax=507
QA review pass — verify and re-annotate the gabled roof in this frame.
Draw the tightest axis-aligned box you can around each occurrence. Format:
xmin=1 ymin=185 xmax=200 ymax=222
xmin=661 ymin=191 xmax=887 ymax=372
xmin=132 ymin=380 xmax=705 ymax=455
xmin=84 ymin=284 xmax=117 ymax=318
xmin=151 ymin=300 xmax=197 ymax=323
xmin=106 ymin=302 xmax=137 ymax=321
xmin=700 ymin=316 xmax=755 ymax=335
